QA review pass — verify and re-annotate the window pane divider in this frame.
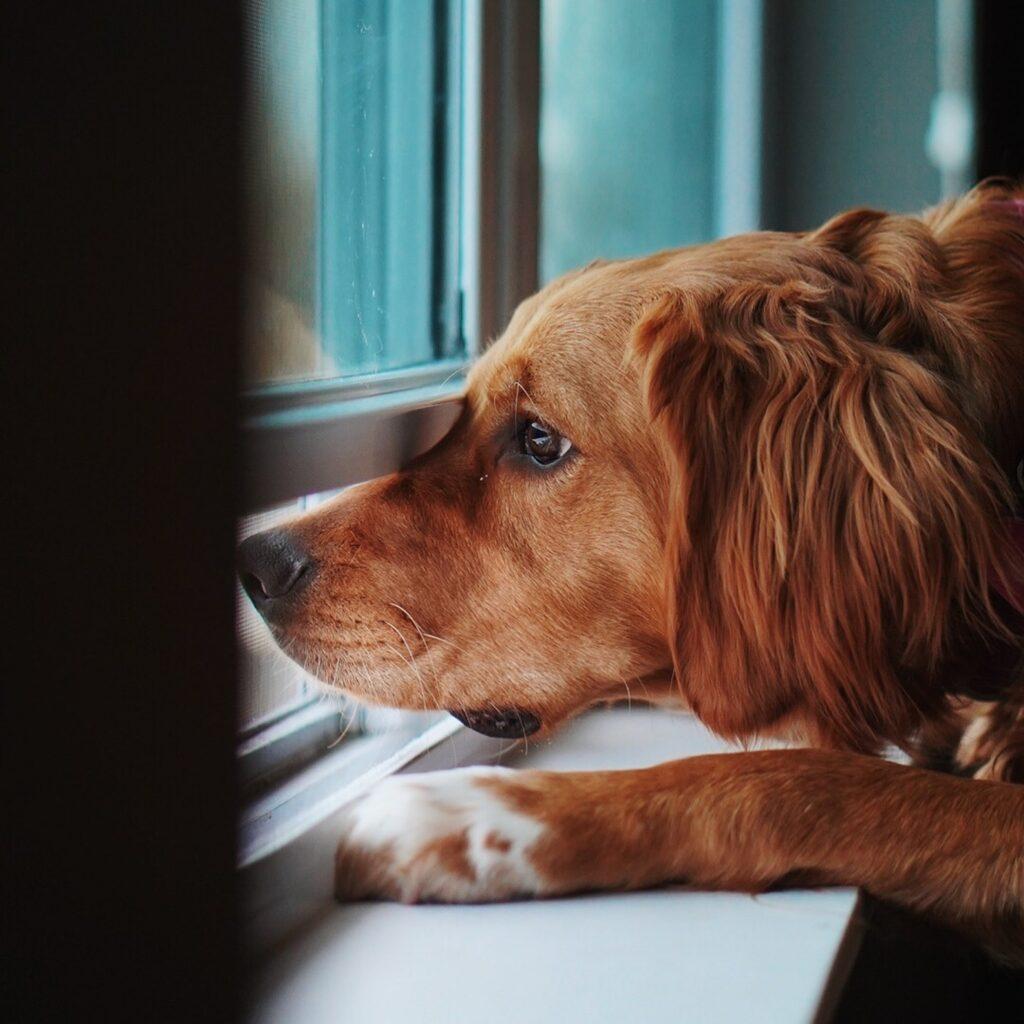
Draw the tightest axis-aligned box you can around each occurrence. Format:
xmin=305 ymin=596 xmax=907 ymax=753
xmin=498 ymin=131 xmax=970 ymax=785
xmin=242 ymin=361 xmax=466 ymax=512
xmin=237 ymin=698 xmax=350 ymax=792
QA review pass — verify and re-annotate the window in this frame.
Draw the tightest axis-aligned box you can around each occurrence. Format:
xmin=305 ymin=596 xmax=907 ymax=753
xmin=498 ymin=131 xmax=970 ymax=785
xmin=245 ymin=0 xmax=465 ymax=387
xmin=239 ymin=0 xmax=971 ymax=857
xmin=539 ymin=0 xmax=967 ymax=273
xmin=239 ymin=0 xmax=474 ymax=800
xmin=540 ymin=0 xmax=722 ymax=279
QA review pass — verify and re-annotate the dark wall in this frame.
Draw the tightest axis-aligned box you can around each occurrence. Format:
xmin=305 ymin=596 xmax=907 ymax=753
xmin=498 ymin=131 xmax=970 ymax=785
xmin=762 ymin=0 xmax=1023 ymax=232
xmin=976 ymin=0 xmax=1024 ymax=180
xmin=8 ymin=5 xmax=241 ymax=1022
xmin=763 ymin=0 xmax=942 ymax=231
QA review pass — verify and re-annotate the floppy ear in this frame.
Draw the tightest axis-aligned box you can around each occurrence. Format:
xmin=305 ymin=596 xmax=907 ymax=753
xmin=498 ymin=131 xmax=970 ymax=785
xmin=633 ymin=279 xmax=1014 ymax=751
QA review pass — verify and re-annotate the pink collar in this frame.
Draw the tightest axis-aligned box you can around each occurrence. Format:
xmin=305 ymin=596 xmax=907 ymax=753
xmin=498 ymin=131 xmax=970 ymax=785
xmin=998 ymin=197 xmax=1024 ymax=221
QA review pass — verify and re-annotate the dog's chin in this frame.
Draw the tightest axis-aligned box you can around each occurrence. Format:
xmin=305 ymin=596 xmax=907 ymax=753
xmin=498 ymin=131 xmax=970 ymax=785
xmin=273 ymin=643 xmax=421 ymax=698
xmin=448 ymin=707 xmax=542 ymax=739
xmin=277 ymin=642 xmax=549 ymax=738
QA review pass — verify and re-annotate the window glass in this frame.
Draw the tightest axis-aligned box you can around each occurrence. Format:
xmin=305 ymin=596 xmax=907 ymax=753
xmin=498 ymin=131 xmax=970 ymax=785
xmin=539 ymin=0 xmax=719 ymax=282
xmin=240 ymin=0 xmax=465 ymax=737
xmin=762 ymin=0 xmax=941 ymax=230
xmin=244 ymin=0 xmax=464 ymax=387
xmin=236 ymin=500 xmax=319 ymax=731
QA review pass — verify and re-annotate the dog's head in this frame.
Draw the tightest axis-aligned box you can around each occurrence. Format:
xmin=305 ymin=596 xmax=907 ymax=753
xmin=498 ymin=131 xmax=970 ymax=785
xmin=240 ymin=187 xmax=1023 ymax=746
xmin=239 ymin=255 xmax=676 ymax=738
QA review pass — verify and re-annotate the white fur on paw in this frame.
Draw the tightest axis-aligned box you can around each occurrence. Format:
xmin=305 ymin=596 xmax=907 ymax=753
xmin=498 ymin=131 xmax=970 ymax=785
xmin=335 ymin=766 xmax=547 ymax=903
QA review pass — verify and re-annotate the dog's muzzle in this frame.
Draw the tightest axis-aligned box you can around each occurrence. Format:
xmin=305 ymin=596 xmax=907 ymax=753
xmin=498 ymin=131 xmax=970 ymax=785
xmin=449 ymin=708 xmax=541 ymax=738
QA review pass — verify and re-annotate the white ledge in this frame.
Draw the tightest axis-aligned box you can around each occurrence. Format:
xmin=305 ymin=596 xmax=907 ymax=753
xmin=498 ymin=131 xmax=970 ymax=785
xmin=245 ymin=708 xmax=863 ymax=1023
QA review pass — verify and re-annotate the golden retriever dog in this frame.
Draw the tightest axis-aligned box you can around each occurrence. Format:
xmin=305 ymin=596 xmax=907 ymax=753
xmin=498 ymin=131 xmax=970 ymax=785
xmin=238 ymin=181 xmax=1024 ymax=963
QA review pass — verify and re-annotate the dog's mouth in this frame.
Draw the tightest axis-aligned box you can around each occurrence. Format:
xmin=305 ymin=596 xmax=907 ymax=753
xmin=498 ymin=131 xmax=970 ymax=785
xmin=448 ymin=707 xmax=541 ymax=738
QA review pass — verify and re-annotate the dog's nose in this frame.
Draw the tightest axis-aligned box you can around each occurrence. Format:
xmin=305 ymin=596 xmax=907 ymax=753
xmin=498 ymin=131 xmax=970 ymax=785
xmin=237 ymin=529 xmax=314 ymax=613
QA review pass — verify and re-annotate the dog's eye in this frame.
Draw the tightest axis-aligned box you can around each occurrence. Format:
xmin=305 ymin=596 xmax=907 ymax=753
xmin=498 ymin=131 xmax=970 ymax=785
xmin=521 ymin=420 xmax=572 ymax=466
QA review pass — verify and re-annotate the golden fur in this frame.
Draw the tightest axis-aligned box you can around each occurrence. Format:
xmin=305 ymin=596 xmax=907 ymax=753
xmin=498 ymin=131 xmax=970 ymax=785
xmin=251 ymin=182 xmax=1024 ymax=960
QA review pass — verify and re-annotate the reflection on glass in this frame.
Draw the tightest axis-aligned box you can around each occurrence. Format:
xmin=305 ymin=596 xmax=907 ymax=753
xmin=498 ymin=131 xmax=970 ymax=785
xmin=236 ymin=500 xmax=316 ymax=729
xmin=540 ymin=0 xmax=719 ymax=282
xmin=243 ymin=0 xmax=464 ymax=387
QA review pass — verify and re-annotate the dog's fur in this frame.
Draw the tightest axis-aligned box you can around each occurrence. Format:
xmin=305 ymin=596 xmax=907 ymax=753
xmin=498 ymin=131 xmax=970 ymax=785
xmin=246 ymin=182 xmax=1024 ymax=962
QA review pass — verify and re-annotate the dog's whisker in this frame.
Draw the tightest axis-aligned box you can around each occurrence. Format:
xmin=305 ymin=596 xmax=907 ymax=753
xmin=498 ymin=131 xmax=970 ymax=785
xmin=389 ymin=602 xmax=431 ymax=654
xmin=511 ymin=378 xmax=536 ymax=435
xmin=419 ymin=631 xmax=467 ymax=654
xmin=440 ymin=360 xmax=471 ymax=388
xmin=387 ymin=604 xmax=449 ymax=712
xmin=380 ymin=621 xmax=416 ymax=669
xmin=381 ymin=620 xmax=432 ymax=710
xmin=328 ymin=709 xmax=358 ymax=748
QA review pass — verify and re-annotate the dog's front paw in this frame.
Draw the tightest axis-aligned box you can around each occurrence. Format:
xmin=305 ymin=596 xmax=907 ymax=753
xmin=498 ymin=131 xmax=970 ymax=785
xmin=334 ymin=766 xmax=549 ymax=904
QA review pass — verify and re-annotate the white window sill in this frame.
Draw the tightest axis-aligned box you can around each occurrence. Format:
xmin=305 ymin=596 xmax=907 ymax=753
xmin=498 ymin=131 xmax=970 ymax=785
xmin=240 ymin=713 xmax=462 ymax=866
xmin=244 ymin=708 xmax=863 ymax=1023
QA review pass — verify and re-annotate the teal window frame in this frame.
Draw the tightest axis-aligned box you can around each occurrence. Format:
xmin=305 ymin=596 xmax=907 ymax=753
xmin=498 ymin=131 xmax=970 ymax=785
xmin=319 ymin=0 xmax=465 ymax=377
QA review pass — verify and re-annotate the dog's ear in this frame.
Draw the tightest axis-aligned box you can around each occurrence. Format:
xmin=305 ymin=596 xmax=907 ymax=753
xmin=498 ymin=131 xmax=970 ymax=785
xmin=633 ymin=278 xmax=1013 ymax=750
